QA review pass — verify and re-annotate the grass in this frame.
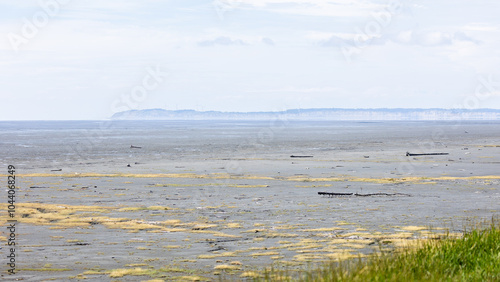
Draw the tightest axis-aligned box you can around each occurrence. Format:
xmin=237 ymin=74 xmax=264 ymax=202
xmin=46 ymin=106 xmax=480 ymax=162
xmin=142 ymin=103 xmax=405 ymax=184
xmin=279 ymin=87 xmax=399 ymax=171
xmin=258 ymin=217 xmax=500 ymax=281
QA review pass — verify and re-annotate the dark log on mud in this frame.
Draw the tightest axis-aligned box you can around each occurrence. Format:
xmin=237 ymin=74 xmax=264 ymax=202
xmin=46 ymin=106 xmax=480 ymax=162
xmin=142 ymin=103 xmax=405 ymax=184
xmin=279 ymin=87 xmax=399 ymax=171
xmin=406 ymin=152 xmax=448 ymax=156
xmin=318 ymin=192 xmax=353 ymax=197
xmin=130 ymin=145 xmax=142 ymax=149
xmin=318 ymin=192 xmax=411 ymax=197
xmin=290 ymin=155 xmax=313 ymax=158
xmin=50 ymin=169 xmax=62 ymax=171
xmin=354 ymin=192 xmax=411 ymax=197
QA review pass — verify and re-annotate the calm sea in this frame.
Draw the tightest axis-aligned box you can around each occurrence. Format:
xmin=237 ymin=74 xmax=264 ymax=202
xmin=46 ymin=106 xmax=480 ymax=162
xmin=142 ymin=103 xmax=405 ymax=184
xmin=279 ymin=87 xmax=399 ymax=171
xmin=1 ymin=120 xmax=499 ymax=171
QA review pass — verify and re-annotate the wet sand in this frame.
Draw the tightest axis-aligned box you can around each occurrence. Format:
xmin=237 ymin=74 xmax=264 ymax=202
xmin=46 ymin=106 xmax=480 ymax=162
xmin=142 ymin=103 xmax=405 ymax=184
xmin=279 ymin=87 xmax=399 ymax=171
xmin=1 ymin=121 xmax=499 ymax=281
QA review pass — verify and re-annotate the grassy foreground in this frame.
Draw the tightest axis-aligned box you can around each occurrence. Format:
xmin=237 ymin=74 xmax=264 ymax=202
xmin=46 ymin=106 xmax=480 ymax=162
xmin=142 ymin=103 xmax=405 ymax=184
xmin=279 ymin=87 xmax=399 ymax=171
xmin=259 ymin=218 xmax=500 ymax=281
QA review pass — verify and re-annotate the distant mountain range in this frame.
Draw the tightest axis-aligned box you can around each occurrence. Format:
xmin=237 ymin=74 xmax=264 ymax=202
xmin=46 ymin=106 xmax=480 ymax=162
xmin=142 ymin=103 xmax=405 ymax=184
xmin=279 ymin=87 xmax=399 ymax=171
xmin=111 ymin=108 xmax=500 ymax=121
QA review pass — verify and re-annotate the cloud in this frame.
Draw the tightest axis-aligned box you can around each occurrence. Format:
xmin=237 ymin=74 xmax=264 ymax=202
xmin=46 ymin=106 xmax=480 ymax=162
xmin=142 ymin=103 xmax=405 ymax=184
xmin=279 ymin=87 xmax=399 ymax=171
xmin=318 ymin=29 xmax=481 ymax=49
xmin=393 ymin=30 xmax=481 ymax=46
xmin=464 ymin=23 xmax=499 ymax=32
xmin=413 ymin=31 xmax=453 ymax=46
xmin=319 ymin=35 xmax=346 ymax=47
xmin=198 ymin=36 xmax=248 ymax=47
xmin=247 ymin=86 xmax=340 ymax=93
xmin=236 ymin=0 xmax=386 ymax=17
xmin=319 ymin=34 xmax=387 ymax=48
xmin=453 ymin=31 xmax=481 ymax=44
xmin=261 ymin=37 xmax=275 ymax=46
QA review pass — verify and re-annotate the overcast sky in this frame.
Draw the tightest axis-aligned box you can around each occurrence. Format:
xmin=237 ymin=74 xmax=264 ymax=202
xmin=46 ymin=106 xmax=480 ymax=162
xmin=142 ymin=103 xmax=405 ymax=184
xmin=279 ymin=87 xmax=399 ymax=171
xmin=1 ymin=0 xmax=500 ymax=120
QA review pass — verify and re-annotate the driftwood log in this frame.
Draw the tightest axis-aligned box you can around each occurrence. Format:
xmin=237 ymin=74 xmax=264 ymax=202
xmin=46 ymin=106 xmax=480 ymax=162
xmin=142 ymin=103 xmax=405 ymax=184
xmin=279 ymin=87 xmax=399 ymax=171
xmin=290 ymin=155 xmax=313 ymax=158
xmin=318 ymin=192 xmax=411 ymax=197
xmin=318 ymin=192 xmax=353 ymax=197
xmin=406 ymin=152 xmax=448 ymax=156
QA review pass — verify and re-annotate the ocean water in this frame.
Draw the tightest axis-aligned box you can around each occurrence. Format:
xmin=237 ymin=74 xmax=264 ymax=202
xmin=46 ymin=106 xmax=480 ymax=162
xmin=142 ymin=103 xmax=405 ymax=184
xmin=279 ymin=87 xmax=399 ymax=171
xmin=1 ymin=120 xmax=499 ymax=172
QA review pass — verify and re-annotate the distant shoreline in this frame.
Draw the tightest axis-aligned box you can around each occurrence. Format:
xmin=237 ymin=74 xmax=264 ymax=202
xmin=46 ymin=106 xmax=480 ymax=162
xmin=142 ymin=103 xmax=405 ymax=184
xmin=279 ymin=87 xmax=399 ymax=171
xmin=111 ymin=108 xmax=500 ymax=121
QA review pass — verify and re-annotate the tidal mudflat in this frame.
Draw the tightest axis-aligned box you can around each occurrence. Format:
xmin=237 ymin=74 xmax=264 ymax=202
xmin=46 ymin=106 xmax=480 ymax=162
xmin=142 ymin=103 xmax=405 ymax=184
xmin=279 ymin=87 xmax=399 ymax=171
xmin=1 ymin=121 xmax=499 ymax=281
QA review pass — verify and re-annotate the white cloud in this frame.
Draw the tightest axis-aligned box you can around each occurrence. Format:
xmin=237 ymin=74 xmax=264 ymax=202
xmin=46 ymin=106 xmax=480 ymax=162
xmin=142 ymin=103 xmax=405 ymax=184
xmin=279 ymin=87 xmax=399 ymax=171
xmin=247 ymin=86 xmax=341 ymax=93
xmin=306 ymin=31 xmax=356 ymax=42
xmin=317 ymin=29 xmax=482 ymax=50
xmin=261 ymin=37 xmax=275 ymax=46
xmin=464 ymin=23 xmax=499 ymax=32
xmin=237 ymin=0 xmax=386 ymax=17
xmin=198 ymin=36 xmax=248 ymax=47
xmin=412 ymin=30 xmax=453 ymax=46
xmin=392 ymin=30 xmax=481 ymax=46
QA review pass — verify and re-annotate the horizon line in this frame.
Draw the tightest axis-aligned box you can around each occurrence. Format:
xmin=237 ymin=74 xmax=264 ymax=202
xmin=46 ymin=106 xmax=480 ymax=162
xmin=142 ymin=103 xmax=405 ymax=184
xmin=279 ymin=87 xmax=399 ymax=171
xmin=3 ymin=107 xmax=500 ymax=121
xmin=117 ymin=107 xmax=500 ymax=113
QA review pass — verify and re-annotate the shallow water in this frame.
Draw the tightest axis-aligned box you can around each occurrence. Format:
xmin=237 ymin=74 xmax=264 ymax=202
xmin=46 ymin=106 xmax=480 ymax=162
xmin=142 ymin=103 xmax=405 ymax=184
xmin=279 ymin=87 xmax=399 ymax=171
xmin=1 ymin=120 xmax=499 ymax=281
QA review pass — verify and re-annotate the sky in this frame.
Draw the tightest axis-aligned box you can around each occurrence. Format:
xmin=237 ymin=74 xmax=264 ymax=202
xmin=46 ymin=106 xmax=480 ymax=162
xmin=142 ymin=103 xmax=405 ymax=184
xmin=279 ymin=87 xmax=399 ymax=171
xmin=1 ymin=0 xmax=500 ymax=120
